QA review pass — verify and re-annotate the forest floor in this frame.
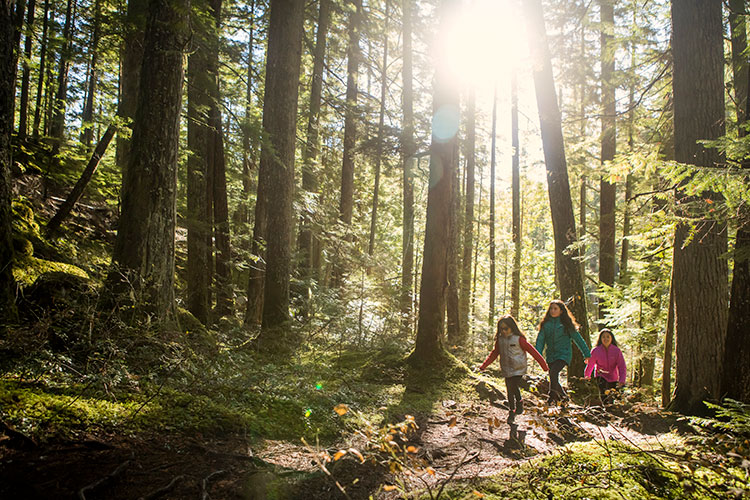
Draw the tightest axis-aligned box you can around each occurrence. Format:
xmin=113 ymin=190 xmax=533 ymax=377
xmin=0 ymin=379 xmax=704 ymax=500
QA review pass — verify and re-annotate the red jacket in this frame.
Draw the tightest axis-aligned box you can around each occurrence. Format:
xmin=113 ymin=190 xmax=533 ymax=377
xmin=480 ymin=334 xmax=549 ymax=376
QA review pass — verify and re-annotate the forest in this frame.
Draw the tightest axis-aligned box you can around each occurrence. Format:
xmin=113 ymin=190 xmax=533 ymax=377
xmin=1 ymin=0 xmax=749 ymax=497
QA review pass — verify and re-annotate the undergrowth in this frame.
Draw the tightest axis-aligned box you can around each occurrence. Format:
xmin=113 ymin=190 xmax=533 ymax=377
xmin=438 ymin=435 xmax=750 ymax=499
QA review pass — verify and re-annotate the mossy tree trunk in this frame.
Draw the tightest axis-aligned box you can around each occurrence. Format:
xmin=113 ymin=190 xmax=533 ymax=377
xmin=0 ymin=0 xmax=18 ymax=324
xmin=252 ymin=0 xmax=305 ymax=339
xmin=411 ymin=0 xmax=458 ymax=364
xmin=670 ymin=0 xmax=727 ymax=414
xmin=108 ymin=0 xmax=189 ymax=321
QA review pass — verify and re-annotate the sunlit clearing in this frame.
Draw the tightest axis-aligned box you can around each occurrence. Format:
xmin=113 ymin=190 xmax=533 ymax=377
xmin=440 ymin=0 xmax=523 ymax=89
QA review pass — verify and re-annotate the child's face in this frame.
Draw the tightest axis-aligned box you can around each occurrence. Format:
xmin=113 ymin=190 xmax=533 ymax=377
xmin=549 ymin=303 xmax=562 ymax=318
xmin=601 ymin=332 xmax=612 ymax=347
xmin=499 ymin=323 xmax=512 ymax=337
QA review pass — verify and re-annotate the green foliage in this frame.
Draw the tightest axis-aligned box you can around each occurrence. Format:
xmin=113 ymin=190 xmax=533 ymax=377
xmin=688 ymin=399 xmax=750 ymax=458
xmin=439 ymin=437 xmax=749 ymax=499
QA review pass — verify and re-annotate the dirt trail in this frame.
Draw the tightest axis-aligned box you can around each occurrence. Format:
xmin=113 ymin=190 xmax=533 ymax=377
xmin=0 ymin=388 xmax=675 ymax=500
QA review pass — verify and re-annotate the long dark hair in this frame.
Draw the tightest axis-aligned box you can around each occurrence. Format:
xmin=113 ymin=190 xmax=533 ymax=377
xmin=595 ymin=328 xmax=619 ymax=347
xmin=539 ymin=299 xmax=579 ymax=334
xmin=496 ymin=314 xmax=523 ymax=342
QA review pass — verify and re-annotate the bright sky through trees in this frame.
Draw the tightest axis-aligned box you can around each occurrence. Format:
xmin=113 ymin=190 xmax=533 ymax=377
xmin=441 ymin=0 xmax=524 ymax=91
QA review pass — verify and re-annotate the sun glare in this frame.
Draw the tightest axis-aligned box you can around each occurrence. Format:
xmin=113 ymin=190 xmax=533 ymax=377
xmin=440 ymin=0 xmax=524 ymax=90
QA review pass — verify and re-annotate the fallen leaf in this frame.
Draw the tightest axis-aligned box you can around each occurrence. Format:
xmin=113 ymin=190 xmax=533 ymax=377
xmin=333 ymin=450 xmax=347 ymax=461
xmin=334 ymin=404 xmax=349 ymax=416
xmin=449 ymin=416 xmax=457 ymax=427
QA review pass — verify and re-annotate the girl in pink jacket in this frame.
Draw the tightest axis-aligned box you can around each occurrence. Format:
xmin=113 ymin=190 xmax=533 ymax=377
xmin=584 ymin=328 xmax=626 ymax=405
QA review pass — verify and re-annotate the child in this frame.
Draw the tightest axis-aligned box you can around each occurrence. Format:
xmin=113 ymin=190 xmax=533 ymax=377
xmin=534 ymin=300 xmax=591 ymax=403
xmin=478 ymin=315 xmax=549 ymax=422
xmin=584 ymin=328 xmax=626 ymax=405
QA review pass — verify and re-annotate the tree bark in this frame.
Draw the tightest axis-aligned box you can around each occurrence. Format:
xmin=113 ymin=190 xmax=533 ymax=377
xmin=489 ymin=86 xmax=497 ymax=327
xmin=252 ymin=0 xmax=305 ymax=338
xmin=0 ymin=0 xmax=18 ymax=323
xmin=186 ymin=0 xmax=218 ymax=325
xmin=339 ymin=0 xmax=362 ymax=228
xmin=79 ymin=0 xmax=100 ymax=148
xmin=669 ymin=0 xmax=727 ymax=414
xmin=49 ymin=0 xmax=75 ymax=152
xmin=211 ymin=106 xmax=232 ymax=319
xmin=511 ymin=71 xmax=521 ymax=319
xmin=411 ymin=0 xmax=458 ymax=364
xmin=598 ymin=0 xmax=616 ymax=321
xmin=239 ymin=0 xmax=255 ymax=231
xmin=446 ymin=126 xmax=461 ymax=345
xmin=722 ymin=0 xmax=750 ymax=404
xmin=662 ymin=271 xmax=675 ymax=407
xmin=298 ymin=0 xmax=330 ymax=281
xmin=525 ymin=0 xmax=590 ymax=376
xmin=108 ymin=0 xmax=189 ymax=320
xmin=17 ymin=0 xmax=35 ymax=140
xmin=31 ymin=0 xmax=48 ymax=138
xmin=368 ymin=0 xmax=389 ymax=257
xmin=46 ymin=123 xmax=116 ymax=236
xmin=400 ymin=0 xmax=415 ymax=335
xmin=116 ymin=0 xmax=147 ymax=174
xmin=459 ymin=90 xmax=475 ymax=338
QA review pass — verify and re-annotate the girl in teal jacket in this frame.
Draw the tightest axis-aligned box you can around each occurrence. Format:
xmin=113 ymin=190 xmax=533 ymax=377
xmin=534 ymin=300 xmax=591 ymax=403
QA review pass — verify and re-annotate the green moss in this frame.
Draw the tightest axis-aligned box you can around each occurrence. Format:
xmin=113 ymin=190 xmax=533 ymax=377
xmin=437 ymin=439 xmax=744 ymax=500
xmin=12 ymin=255 xmax=89 ymax=287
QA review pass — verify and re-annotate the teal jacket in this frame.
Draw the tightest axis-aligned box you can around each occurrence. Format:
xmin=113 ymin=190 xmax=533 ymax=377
xmin=534 ymin=317 xmax=591 ymax=365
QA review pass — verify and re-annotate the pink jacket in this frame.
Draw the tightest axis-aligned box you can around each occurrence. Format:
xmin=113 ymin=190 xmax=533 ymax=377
xmin=584 ymin=344 xmax=626 ymax=384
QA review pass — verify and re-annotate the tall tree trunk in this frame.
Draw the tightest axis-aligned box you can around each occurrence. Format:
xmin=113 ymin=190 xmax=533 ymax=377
xmin=49 ymin=0 xmax=74 ymax=152
xmin=669 ymin=0 xmax=727 ymax=414
xmin=31 ymin=0 xmax=48 ymax=138
xmin=108 ymin=0 xmax=189 ymax=320
xmin=336 ymin=0 xmax=362 ymax=281
xmin=722 ymin=0 xmax=750 ymax=404
xmin=620 ymin=31 xmax=637 ymax=281
xmin=251 ymin=0 xmax=304 ymax=339
xmin=298 ymin=0 xmax=330 ymax=281
xmin=400 ymin=0 xmax=415 ymax=334
xmin=459 ymin=90 xmax=475 ymax=337
xmin=17 ymin=0 xmax=35 ymax=140
xmin=662 ymin=271 xmax=675 ymax=407
xmin=525 ymin=0 xmax=590 ymax=376
xmin=368 ymin=0 xmax=388 ymax=257
xmin=411 ymin=0 xmax=458 ymax=364
xmin=511 ymin=71 xmax=521 ymax=319
xmin=340 ymin=0 xmax=362 ymax=225
xmin=211 ymin=103 xmax=232 ymax=318
xmin=598 ymin=0 xmax=616 ymax=322
xmin=0 ymin=0 xmax=18 ymax=324
xmin=239 ymin=0 xmax=255 ymax=230
xmin=116 ymin=0 xmax=147 ymax=173
xmin=446 ymin=126 xmax=461 ymax=345
xmin=46 ymin=124 xmax=116 ymax=236
xmin=79 ymin=0 xmax=100 ymax=148
xmin=186 ymin=0 xmax=218 ymax=325
xmin=488 ymin=86 xmax=497 ymax=327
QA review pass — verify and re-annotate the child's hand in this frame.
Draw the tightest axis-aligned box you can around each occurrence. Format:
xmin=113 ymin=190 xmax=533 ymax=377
xmin=473 ymin=365 xmax=483 ymax=373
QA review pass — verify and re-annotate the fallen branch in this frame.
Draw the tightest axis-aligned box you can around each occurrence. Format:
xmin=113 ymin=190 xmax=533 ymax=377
xmin=201 ymin=470 xmax=227 ymax=500
xmin=78 ymin=460 xmax=131 ymax=500
xmin=137 ymin=474 xmax=185 ymax=500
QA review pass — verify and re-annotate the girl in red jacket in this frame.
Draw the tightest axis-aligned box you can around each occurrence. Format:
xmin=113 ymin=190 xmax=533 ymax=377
xmin=584 ymin=328 xmax=626 ymax=405
xmin=478 ymin=315 xmax=549 ymax=422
